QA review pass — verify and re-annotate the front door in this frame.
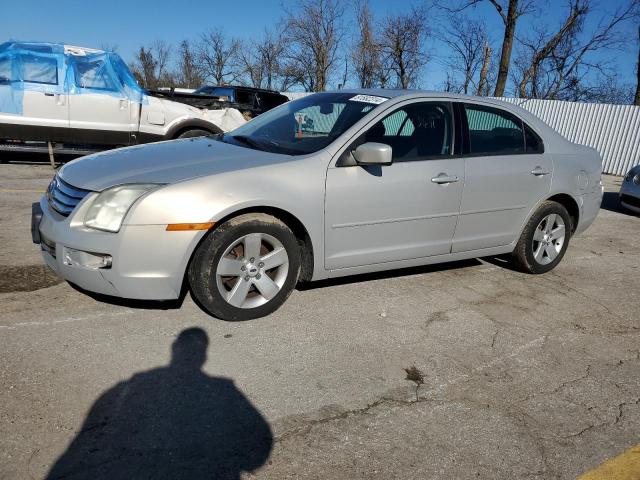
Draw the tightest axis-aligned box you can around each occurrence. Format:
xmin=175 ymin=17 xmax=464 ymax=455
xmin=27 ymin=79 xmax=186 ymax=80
xmin=452 ymin=103 xmax=552 ymax=252
xmin=12 ymin=51 xmax=70 ymax=141
xmin=325 ymin=101 xmax=464 ymax=270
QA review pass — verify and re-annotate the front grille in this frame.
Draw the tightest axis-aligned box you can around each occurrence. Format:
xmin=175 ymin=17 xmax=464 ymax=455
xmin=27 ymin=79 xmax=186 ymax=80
xmin=621 ymin=194 xmax=640 ymax=208
xmin=47 ymin=174 xmax=91 ymax=217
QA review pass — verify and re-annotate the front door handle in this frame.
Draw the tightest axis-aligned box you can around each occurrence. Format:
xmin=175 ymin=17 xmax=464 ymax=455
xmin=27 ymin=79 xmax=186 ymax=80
xmin=431 ymin=173 xmax=459 ymax=184
xmin=531 ymin=166 xmax=550 ymax=176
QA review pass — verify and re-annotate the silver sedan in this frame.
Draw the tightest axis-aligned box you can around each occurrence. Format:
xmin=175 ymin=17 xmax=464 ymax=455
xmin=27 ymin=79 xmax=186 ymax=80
xmin=619 ymin=165 xmax=640 ymax=214
xmin=33 ymin=90 xmax=604 ymax=321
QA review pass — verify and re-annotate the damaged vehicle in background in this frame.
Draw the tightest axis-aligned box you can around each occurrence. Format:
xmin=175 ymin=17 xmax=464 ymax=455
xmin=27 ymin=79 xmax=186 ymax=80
xmin=153 ymin=85 xmax=289 ymax=119
xmin=0 ymin=41 xmax=246 ymax=157
xmin=32 ymin=90 xmax=603 ymax=321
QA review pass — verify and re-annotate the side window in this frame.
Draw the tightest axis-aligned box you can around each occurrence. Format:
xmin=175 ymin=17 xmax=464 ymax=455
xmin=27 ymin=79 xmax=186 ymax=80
xmin=235 ymin=89 xmax=254 ymax=105
xmin=362 ymin=102 xmax=452 ymax=162
xmin=524 ymin=123 xmax=544 ymax=153
xmin=74 ymin=59 xmax=117 ymax=91
xmin=465 ymin=104 xmax=524 ymax=155
xmin=19 ymin=54 xmax=58 ymax=85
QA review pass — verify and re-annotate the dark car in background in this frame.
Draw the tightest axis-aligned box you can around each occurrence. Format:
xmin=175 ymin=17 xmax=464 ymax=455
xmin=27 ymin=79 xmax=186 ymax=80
xmin=194 ymin=86 xmax=290 ymax=117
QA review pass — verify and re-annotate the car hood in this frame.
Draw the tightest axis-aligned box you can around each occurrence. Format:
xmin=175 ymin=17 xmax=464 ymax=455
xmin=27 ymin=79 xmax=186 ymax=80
xmin=58 ymin=137 xmax=290 ymax=191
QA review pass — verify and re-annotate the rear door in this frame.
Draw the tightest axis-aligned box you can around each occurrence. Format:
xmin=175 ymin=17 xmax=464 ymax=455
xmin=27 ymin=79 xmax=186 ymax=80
xmin=452 ymin=102 xmax=552 ymax=253
xmin=67 ymin=55 xmax=132 ymax=145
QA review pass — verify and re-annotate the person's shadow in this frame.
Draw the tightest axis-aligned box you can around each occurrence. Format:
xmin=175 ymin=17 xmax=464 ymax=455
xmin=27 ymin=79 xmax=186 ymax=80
xmin=46 ymin=328 xmax=272 ymax=480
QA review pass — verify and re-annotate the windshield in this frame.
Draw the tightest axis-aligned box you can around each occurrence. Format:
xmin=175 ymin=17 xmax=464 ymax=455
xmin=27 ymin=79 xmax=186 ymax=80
xmin=223 ymin=92 xmax=388 ymax=155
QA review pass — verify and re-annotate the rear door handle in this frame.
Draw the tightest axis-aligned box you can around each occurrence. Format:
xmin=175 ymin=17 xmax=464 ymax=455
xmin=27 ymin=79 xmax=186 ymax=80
xmin=431 ymin=173 xmax=459 ymax=184
xmin=531 ymin=166 xmax=550 ymax=176
xmin=44 ymin=92 xmax=54 ymax=97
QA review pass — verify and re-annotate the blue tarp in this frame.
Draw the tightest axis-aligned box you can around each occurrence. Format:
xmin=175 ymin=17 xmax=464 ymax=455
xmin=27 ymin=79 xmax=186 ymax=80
xmin=0 ymin=41 xmax=146 ymax=116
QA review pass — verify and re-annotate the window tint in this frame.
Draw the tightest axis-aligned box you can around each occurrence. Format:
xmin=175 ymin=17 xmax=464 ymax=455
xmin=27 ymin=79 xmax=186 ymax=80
xmin=465 ymin=105 xmax=524 ymax=154
xmin=20 ymin=54 xmax=58 ymax=85
xmin=74 ymin=59 xmax=116 ymax=90
xmin=524 ymin=123 xmax=544 ymax=153
xmin=362 ymin=102 xmax=452 ymax=162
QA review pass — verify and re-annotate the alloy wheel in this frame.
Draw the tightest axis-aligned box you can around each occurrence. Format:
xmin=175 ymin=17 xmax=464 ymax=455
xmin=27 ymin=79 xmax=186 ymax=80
xmin=215 ymin=233 xmax=289 ymax=309
xmin=532 ymin=213 xmax=566 ymax=265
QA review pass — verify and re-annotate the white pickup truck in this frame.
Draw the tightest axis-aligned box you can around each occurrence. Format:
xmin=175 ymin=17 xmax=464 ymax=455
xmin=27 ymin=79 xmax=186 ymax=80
xmin=0 ymin=41 xmax=246 ymax=155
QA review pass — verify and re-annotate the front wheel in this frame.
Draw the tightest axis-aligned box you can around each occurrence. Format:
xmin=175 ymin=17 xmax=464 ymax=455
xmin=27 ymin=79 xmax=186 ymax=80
xmin=188 ymin=213 xmax=301 ymax=321
xmin=510 ymin=201 xmax=572 ymax=274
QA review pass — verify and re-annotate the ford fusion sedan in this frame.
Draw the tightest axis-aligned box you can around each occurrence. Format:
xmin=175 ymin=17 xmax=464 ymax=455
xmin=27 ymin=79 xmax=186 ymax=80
xmin=619 ymin=165 xmax=640 ymax=214
xmin=32 ymin=90 xmax=603 ymax=321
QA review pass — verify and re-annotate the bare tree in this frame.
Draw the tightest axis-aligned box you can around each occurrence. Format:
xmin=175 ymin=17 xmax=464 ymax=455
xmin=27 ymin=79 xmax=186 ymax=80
xmin=514 ymin=0 xmax=639 ymax=101
xmin=477 ymin=42 xmax=493 ymax=95
xmin=198 ymin=28 xmax=242 ymax=85
xmin=379 ymin=7 xmax=429 ymax=89
xmin=130 ymin=40 xmax=172 ymax=89
xmin=440 ymin=0 xmax=536 ymax=96
xmin=239 ymin=28 xmax=291 ymax=90
xmin=175 ymin=40 xmax=203 ymax=89
xmin=351 ymin=0 xmax=382 ymax=88
xmin=283 ymin=0 xmax=345 ymax=91
xmin=635 ymin=25 xmax=640 ymax=105
xmin=440 ymin=17 xmax=488 ymax=94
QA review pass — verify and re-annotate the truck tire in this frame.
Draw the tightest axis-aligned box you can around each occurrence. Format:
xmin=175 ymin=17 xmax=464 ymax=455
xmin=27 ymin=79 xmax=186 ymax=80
xmin=178 ymin=129 xmax=214 ymax=139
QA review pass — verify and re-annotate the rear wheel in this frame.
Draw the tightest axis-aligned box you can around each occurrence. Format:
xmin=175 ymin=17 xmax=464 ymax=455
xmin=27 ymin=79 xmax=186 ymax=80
xmin=511 ymin=201 xmax=571 ymax=274
xmin=188 ymin=213 xmax=301 ymax=321
xmin=178 ymin=129 xmax=214 ymax=139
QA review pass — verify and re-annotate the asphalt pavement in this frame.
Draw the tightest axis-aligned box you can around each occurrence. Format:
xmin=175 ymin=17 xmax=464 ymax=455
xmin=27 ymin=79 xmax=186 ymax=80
xmin=1 ymin=161 xmax=638 ymax=479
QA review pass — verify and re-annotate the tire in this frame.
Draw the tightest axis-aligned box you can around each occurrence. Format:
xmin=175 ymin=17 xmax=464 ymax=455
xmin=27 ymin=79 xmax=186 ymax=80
xmin=510 ymin=201 xmax=572 ymax=274
xmin=188 ymin=213 xmax=301 ymax=321
xmin=178 ymin=129 xmax=213 ymax=139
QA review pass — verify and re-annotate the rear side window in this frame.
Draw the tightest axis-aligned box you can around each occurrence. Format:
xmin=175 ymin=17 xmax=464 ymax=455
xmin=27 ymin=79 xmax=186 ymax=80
xmin=20 ymin=54 xmax=58 ymax=85
xmin=363 ymin=102 xmax=452 ymax=162
xmin=74 ymin=59 xmax=116 ymax=91
xmin=465 ymin=104 xmax=524 ymax=155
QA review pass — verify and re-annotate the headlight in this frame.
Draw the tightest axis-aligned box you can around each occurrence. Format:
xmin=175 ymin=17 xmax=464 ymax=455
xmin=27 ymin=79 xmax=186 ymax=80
xmin=84 ymin=184 xmax=161 ymax=232
xmin=634 ymin=174 xmax=640 ymax=186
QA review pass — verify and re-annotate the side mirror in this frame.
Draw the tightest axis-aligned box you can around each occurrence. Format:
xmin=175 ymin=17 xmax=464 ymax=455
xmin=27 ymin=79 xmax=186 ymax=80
xmin=352 ymin=142 xmax=393 ymax=166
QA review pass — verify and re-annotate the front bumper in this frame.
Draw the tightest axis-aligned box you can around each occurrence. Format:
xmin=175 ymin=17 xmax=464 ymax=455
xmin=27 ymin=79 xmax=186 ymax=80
xmin=34 ymin=196 xmax=206 ymax=300
xmin=619 ymin=181 xmax=640 ymax=214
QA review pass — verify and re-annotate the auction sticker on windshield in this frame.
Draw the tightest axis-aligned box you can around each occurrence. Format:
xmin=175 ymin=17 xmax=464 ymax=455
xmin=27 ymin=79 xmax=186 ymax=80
xmin=349 ymin=94 xmax=388 ymax=105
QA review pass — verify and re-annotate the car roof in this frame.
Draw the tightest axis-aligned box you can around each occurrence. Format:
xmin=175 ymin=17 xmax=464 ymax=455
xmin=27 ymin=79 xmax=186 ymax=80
xmin=0 ymin=41 xmax=104 ymax=56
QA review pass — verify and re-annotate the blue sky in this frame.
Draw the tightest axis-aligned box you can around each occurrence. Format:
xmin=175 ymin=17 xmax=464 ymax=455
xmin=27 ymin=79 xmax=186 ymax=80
xmin=3 ymin=0 xmax=638 ymax=94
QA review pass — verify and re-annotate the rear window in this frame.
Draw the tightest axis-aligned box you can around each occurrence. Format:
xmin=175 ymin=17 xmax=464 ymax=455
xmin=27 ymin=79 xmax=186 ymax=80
xmin=465 ymin=104 xmax=524 ymax=155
